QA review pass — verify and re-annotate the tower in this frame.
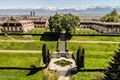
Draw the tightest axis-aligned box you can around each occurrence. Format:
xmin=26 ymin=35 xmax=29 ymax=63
xmin=30 ymin=11 xmax=35 ymax=17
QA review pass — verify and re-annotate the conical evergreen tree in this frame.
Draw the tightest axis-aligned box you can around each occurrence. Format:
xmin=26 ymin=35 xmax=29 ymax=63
xmin=47 ymin=49 xmax=50 ymax=65
xmin=104 ymin=49 xmax=120 ymax=80
xmin=42 ymin=44 xmax=47 ymax=64
xmin=76 ymin=47 xmax=81 ymax=69
xmin=80 ymin=48 xmax=85 ymax=68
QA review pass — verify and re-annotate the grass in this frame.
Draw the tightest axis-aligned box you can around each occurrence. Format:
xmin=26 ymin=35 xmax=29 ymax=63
xmin=0 ymin=28 xmax=119 ymax=79
xmin=0 ymin=70 xmax=44 ymax=80
xmin=0 ymin=35 xmax=46 ymax=40
xmin=0 ymin=41 xmax=57 ymax=52
xmin=70 ymin=36 xmax=120 ymax=42
xmin=0 ymin=26 xmax=2 ymax=33
xmin=0 ymin=53 xmax=44 ymax=80
xmin=68 ymin=42 xmax=119 ymax=52
xmin=0 ymin=36 xmax=10 ymax=40
xmin=72 ymin=72 xmax=104 ymax=80
xmin=9 ymin=35 xmax=34 ymax=40
xmin=73 ymin=29 xmax=99 ymax=34
xmin=27 ymin=28 xmax=50 ymax=34
xmin=0 ymin=53 xmax=42 ymax=67
xmin=68 ymin=42 xmax=119 ymax=69
xmin=69 ymin=42 xmax=119 ymax=79
xmin=54 ymin=59 xmax=72 ymax=67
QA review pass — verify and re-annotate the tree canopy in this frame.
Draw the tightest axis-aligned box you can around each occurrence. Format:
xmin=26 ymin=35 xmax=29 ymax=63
xmin=104 ymin=49 xmax=120 ymax=80
xmin=100 ymin=9 xmax=120 ymax=22
xmin=49 ymin=13 xmax=80 ymax=33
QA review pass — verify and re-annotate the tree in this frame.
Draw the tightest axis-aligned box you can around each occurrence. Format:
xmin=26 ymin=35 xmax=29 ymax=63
xmin=56 ymin=41 xmax=59 ymax=52
xmin=30 ymin=11 xmax=33 ymax=17
xmin=61 ymin=14 xmax=80 ymax=33
xmin=49 ymin=13 xmax=80 ymax=33
xmin=104 ymin=49 xmax=120 ymax=80
xmin=42 ymin=44 xmax=47 ymax=64
xmin=76 ymin=47 xmax=85 ymax=69
xmin=49 ymin=13 xmax=62 ymax=33
xmin=46 ymin=49 xmax=50 ymax=65
xmin=100 ymin=9 xmax=120 ymax=22
xmin=80 ymin=48 xmax=85 ymax=68
xmin=76 ymin=47 xmax=81 ymax=69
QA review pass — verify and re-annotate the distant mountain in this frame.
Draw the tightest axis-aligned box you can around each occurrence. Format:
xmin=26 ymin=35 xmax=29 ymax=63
xmin=0 ymin=6 xmax=119 ymax=16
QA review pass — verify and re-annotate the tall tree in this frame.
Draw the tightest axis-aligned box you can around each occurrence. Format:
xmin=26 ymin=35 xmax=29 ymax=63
xmin=100 ymin=9 xmax=120 ymax=22
xmin=49 ymin=13 xmax=80 ymax=33
xmin=104 ymin=49 xmax=120 ymax=80
xmin=76 ymin=47 xmax=81 ymax=69
xmin=80 ymin=48 xmax=85 ymax=68
xmin=49 ymin=13 xmax=62 ymax=33
xmin=42 ymin=44 xmax=47 ymax=64
xmin=47 ymin=49 xmax=50 ymax=65
xmin=30 ymin=11 xmax=33 ymax=17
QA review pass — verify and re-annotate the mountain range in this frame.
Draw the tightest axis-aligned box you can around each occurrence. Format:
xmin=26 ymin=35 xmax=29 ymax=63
xmin=0 ymin=6 xmax=120 ymax=16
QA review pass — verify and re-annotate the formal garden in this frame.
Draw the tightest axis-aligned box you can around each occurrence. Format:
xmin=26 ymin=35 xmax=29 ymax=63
xmin=0 ymin=11 xmax=120 ymax=80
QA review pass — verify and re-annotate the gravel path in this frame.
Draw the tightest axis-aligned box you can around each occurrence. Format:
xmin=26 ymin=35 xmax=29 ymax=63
xmin=0 ymin=50 xmax=41 ymax=53
xmin=68 ymin=40 xmax=120 ymax=44
xmin=49 ymin=57 xmax=76 ymax=80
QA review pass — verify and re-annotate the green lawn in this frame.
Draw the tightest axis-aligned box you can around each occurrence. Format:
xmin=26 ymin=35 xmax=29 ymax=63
xmin=68 ymin=42 xmax=119 ymax=69
xmin=70 ymin=36 xmax=120 ymax=42
xmin=8 ymin=35 xmax=41 ymax=40
xmin=0 ymin=28 xmax=120 ymax=80
xmin=0 ymin=53 xmax=42 ymax=67
xmin=27 ymin=28 xmax=50 ymax=34
xmin=73 ymin=29 xmax=99 ymax=34
xmin=0 ymin=53 xmax=44 ymax=80
xmin=0 ymin=26 xmax=2 ymax=33
xmin=69 ymin=42 xmax=119 ymax=80
xmin=0 ymin=70 xmax=44 ymax=80
xmin=0 ymin=36 xmax=10 ymax=40
xmin=0 ymin=41 xmax=57 ymax=52
xmin=73 ymin=72 xmax=104 ymax=80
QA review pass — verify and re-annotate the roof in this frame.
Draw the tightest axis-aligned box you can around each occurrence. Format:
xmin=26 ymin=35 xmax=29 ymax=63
xmin=80 ymin=21 xmax=120 ymax=26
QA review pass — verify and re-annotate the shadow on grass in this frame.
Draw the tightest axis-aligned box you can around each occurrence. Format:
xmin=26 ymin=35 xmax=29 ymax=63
xmin=40 ymin=32 xmax=60 ymax=41
xmin=26 ymin=65 xmax=45 ymax=76
xmin=65 ymin=33 xmax=73 ymax=40
xmin=66 ymin=68 xmax=106 ymax=76
xmin=0 ymin=66 xmax=45 ymax=76
xmin=78 ymin=68 xmax=106 ymax=72
xmin=0 ymin=66 xmax=45 ymax=70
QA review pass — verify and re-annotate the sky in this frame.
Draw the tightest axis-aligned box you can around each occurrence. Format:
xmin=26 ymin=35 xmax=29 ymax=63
xmin=0 ymin=0 xmax=120 ymax=9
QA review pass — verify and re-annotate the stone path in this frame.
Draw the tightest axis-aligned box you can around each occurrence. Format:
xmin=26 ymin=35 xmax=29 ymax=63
xmin=0 ymin=40 xmax=36 ymax=42
xmin=59 ymin=33 xmax=66 ymax=52
xmin=6 ymin=35 xmax=15 ymax=40
xmin=0 ymin=40 xmax=119 ymax=44
xmin=49 ymin=32 xmax=77 ymax=80
xmin=68 ymin=40 xmax=120 ymax=44
xmin=0 ymin=50 xmax=41 ymax=53
xmin=49 ymin=57 xmax=76 ymax=80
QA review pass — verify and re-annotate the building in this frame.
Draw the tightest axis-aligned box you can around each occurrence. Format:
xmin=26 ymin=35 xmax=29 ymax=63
xmin=1 ymin=18 xmax=34 ymax=33
xmin=79 ymin=21 xmax=120 ymax=33
xmin=30 ymin=16 xmax=48 ymax=28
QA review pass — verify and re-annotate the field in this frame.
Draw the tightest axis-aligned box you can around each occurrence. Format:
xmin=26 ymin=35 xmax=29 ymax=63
xmin=68 ymin=42 xmax=119 ymax=68
xmin=0 ymin=53 xmax=45 ymax=80
xmin=72 ymin=72 xmax=104 ymax=80
xmin=0 ymin=53 xmax=42 ymax=67
xmin=70 ymin=36 xmax=120 ymax=42
xmin=27 ymin=28 xmax=50 ymax=34
xmin=0 ymin=70 xmax=44 ymax=80
xmin=0 ymin=41 xmax=57 ymax=52
xmin=0 ymin=28 xmax=120 ymax=80
xmin=73 ymin=28 xmax=99 ymax=34
xmin=0 ymin=26 xmax=2 ymax=33
xmin=68 ymin=42 xmax=119 ymax=80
